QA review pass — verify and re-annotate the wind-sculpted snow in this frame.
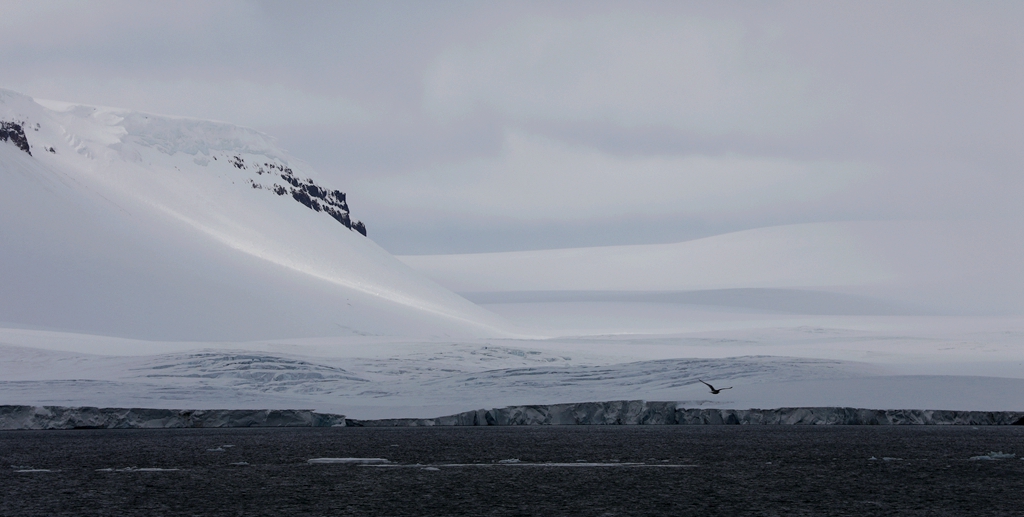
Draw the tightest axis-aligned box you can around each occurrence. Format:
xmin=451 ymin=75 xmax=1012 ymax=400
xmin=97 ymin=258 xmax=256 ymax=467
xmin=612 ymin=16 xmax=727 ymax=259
xmin=430 ymin=356 xmax=861 ymax=393
xmin=0 ymin=406 xmax=345 ymax=430
xmin=137 ymin=352 xmax=374 ymax=392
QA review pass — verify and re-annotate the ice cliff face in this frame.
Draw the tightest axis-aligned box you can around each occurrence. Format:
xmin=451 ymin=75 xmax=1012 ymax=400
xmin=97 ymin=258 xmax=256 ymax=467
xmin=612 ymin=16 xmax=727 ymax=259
xmin=0 ymin=88 xmax=510 ymax=340
xmin=349 ymin=402 xmax=1024 ymax=427
xmin=5 ymin=403 xmax=1018 ymax=429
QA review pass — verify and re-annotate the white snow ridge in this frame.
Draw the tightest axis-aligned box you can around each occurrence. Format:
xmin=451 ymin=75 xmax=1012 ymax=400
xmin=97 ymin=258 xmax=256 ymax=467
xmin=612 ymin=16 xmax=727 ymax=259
xmin=2 ymin=87 xmax=1024 ymax=419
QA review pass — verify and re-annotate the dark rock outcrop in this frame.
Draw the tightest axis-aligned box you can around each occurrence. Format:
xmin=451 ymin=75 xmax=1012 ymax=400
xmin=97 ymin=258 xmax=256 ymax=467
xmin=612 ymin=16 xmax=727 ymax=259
xmin=347 ymin=401 xmax=1024 ymax=427
xmin=0 ymin=406 xmax=346 ymax=430
xmin=0 ymin=121 xmax=31 ymax=156
xmin=244 ymin=157 xmax=366 ymax=235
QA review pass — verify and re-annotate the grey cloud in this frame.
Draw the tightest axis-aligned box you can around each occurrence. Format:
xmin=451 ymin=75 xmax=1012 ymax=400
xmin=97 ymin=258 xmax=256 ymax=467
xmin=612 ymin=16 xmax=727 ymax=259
xmin=422 ymin=13 xmax=832 ymax=136
xmin=0 ymin=1 xmax=1020 ymax=255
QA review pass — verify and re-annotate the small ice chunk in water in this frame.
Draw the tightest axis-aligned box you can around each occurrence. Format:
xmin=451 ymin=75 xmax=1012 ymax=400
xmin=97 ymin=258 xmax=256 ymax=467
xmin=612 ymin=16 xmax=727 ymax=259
xmin=221 ymin=445 xmax=235 ymax=448
xmin=96 ymin=467 xmax=179 ymax=472
xmin=307 ymin=458 xmax=389 ymax=464
xmin=971 ymin=451 xmax=1015 ymax=460
xmin=207 ymin=448 xmax=226 ymax=452
xmin=497 ymin=459 xmax=521 ymax=464
xmin=422 ymin=467 xmax=440 ymax=471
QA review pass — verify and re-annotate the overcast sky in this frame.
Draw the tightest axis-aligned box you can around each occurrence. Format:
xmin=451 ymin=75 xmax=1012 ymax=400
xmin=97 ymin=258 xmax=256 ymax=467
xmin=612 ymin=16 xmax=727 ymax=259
xmin=1 ymin=0 xmax=1021 ymax=254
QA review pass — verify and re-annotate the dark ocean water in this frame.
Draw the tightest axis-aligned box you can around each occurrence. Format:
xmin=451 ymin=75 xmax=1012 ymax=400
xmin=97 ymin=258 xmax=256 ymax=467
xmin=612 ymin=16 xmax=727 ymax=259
xmin=2 ymin=426 xmax=1023 ymax=516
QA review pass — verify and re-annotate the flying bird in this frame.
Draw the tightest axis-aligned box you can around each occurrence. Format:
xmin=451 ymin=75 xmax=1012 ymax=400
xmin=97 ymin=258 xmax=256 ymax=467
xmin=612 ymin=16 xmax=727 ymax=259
xmin=698 ymin=379 xmax=732 ymax=394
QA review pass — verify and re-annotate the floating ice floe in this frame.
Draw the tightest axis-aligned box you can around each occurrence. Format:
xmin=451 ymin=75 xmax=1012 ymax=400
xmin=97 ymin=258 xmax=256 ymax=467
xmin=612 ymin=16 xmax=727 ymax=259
xmin=969 ymin=452 xmax=1016 ymax=461
xmin=307 ymin=458 xmax=389 ymax=464
xmin=497 ymin=458 xmax=520 ymax=464
xmin=367 ymin=462 xmax=697 ymax=468
xmin=95 ymin=467 xmax=180 ymax=472
xmin=15 ymin=469 xmax=52 ymax=472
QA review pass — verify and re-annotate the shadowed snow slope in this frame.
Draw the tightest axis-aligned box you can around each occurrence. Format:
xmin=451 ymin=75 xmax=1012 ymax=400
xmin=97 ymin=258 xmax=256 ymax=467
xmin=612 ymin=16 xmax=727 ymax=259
xmin=0 ymin=89 xmax=511 ymax=340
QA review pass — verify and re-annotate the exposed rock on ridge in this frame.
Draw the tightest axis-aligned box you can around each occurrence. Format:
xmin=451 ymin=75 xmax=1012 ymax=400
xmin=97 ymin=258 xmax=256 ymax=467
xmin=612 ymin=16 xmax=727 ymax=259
xmin=0 ymin=406 xmax=346 ymax=430
xmin=0 ymin=120 xmax=31 ymax=155
xmin=245 ymin=157 xmax=366 ymax=235
xmin=348 ymin=401 xmax=1024 ymax=426
xmin=0 ymin=88 xmax=367 ymax=237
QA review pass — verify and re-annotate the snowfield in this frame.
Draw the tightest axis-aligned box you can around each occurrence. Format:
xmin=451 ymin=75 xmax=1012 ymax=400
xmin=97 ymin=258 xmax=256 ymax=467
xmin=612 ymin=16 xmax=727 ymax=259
xmin=2 ymin=316 xmax=1023 ymax=419
xmin=398 ymin=220 xmax=1024 ymax=316
xmin=2 ymin=88 xmax=1022 ymax=418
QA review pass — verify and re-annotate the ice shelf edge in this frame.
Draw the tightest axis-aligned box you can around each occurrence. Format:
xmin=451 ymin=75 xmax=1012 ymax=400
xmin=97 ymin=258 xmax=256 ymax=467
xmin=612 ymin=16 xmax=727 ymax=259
xmin=3 ymin=402 xmax=1023 ymax=429
xmin=0 ymin=406 xmax=346 ymax=429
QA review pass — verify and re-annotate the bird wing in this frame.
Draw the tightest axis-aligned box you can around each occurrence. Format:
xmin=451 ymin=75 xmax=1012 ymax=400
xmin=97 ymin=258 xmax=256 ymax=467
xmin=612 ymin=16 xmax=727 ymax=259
xmin=698 ymin=379 xmax=714 ymax=389
xmin=720 ymin=387 xmax=733 ymax=390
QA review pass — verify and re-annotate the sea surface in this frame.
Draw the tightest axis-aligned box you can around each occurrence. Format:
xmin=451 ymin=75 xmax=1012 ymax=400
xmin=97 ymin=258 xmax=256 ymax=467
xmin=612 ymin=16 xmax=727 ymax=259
xmin=2 ymin=426 xmax=1023 ymax=516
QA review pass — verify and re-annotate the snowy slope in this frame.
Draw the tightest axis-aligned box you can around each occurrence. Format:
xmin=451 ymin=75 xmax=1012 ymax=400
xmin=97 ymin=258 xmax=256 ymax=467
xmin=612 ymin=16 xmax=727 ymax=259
xmin=399 ymin=221 xmax=1024 ymax=316
xmin=0 ymin=89 xmax=512 ymax=340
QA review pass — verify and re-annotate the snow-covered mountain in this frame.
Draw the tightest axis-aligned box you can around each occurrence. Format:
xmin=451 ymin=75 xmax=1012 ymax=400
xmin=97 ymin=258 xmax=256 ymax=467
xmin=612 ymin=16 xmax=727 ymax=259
xmin=4 ymin=88 xmax=1023 ymax=417
xmin=0 ymin=89 xmax=512 ymax=340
